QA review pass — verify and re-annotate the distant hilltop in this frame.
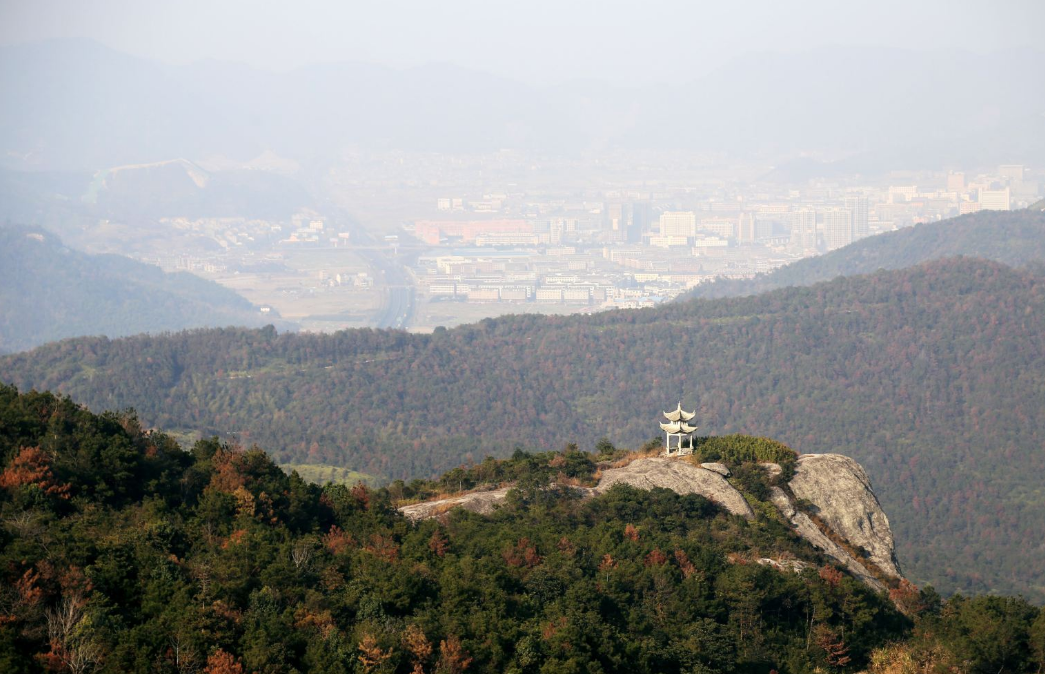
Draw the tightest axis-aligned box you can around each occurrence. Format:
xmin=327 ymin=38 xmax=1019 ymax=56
xmin=685 ymin=207 xmax=1045 ymax=300
xmin=0 ymin=225 xmax=290 ymax=353
xmin=400 ymin=442 xmax=902 ymax=594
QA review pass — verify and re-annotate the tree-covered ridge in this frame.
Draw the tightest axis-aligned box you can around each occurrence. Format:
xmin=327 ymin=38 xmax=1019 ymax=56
xmin=3 ymin=384 xmax=1045 ymax=674
xmin=0 ymin=226 xmax=286 ymax=353
xmin=5 ymin=257 xmax=1045 ymax=601
xmin=686 ymin=208 xmax=1045 ymax=299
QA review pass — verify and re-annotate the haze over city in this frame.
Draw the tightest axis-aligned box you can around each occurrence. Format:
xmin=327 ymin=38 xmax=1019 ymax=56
xmin=2 ymin=0 xmax=1044 ymax=339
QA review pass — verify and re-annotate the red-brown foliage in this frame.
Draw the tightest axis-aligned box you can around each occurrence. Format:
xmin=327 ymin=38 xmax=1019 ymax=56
xmin=0 ymin=447 xmax=70 ymax=498
xmin=502 ymin=538 xmax=542 ymax=568
xmin=204 ymin=648 xmax=245 ymax=674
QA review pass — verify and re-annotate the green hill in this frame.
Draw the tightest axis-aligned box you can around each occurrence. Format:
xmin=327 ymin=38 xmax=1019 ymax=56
xmin=3 ymin=384 xmax=1044 ymax=673
xmin=0 ymin=226 xmax=289 ymax=352
xmin=4 ymin=258 xmax=1045 ymax=601
xmin=686 ymin=208 xmax=1045 ymax=300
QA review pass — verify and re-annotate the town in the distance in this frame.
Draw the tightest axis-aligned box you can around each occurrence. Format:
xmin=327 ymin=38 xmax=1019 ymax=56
xmin=135 ymin=153 xmax=1040 ymax=333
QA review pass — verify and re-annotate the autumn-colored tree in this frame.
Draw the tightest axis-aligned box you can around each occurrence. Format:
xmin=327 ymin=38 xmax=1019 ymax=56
xmin=428 ymin=530 xmax=448 ymax=558
xmin=502 ymin=538 xmax=541 ymax=568
xmin=323 ymin=525 xmax=355 ymax=555
xmin=819 ymin=565 xmax=844 ymax=589
xmin=813 ymin=624 xmax=852 ymax=668
xmin=624 ymin=524 xmax=639 ymax=541
xmin=364 ymin=533 xmax=400 ymax=563
xmin=674 ymin=549 xmax=697 ymax=579
xmin=204 ymin=648 xmax=244 ymax=674
xmin=0 ymin=446 xmax=70 ymax=498
xmin=404 ymin=624 xmax=433 ymax=674
xmin=208 ymin=447 xmax=247 ymax=493
xmin=358 ymin=632 xmax=393 ymax=673
xmin=436 ymin=635 xmax=472 ymax=674
xmin=350 ymin=483 xmax=371 ymax=510
xmin=645 ymin=548 xmax=668 ymax=567
xmin=888 ymin=579 xmax=925 ymax=615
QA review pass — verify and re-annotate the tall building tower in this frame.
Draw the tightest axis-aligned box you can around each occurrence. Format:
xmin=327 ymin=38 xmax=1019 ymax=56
xmin=979 ymin=188 xmax=1011 ymax=211
xmin=630 ymin=202 xmax=653 ymax=243
xmin=605 ymin=202 xmax=627 ymax=241
xmin=790 ymin=208 xmax=817 ymax=251
xmin=737 ymin=212 xmax=756 ymax=243
xmin=821 ymin=208 xmax=853 ymax=251
xmin=845 ymin=196 xmax=869 ymax=240
xmin=947 ymin=172 xmax=966 ymax=193
xmin=659 ymin=211 xmax=697 ymax=238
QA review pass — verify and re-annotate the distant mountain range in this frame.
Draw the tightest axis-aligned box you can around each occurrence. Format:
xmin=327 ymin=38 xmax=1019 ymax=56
xmin=0 ymin=155 xmax=318 ymax=254
xmin=686 ymin=208 xmax=1045 ymax=299
xmin=0 ymin=226 xmax=289 ymax=352
xmin=2 ymin=38 xmax=1043 ymax=171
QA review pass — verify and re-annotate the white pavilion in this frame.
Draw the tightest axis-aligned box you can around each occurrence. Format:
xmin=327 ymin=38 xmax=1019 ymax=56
xmin=660 ymin=402 xmax=698 ymax=455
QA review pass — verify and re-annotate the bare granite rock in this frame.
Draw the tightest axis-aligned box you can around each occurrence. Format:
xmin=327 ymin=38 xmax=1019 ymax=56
xmin=399 ymin=487 xmax=511 ymax=522
xmin=770 ymin=477 xmax=896 ymax=593
xmin=789 ymin=510 xmax=886 ymax=591
xmin=757 ymin=557 xmax=813 ymax=574
xmin=700 ymin=462 xmax=730 ymax=476
xmin=594 ymin=457 xmax=754 ymax=519
xmin=790 ymin=454 xmax=902 ymax=578
xmin=769 ymin=486 xmax=796 ymax=519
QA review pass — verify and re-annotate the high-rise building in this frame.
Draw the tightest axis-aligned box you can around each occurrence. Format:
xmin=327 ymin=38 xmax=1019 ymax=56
xmin=697 ymin=217 xmax=736 ymax=239
xmin=737 ymin=213 xmax=756 ymax=243
xmin=979 ymin=188 xmax=1011 ymax=211
xmin=604 ymin=202 xmax=629 ymax=242
xmin=947 ymin=172 xmax=966 ymax=193
xmin=821 ymin=208 xmax=853 ymax=251
xmin=844 ymin=196 xmax=869 ymax=240
xmin=659 ymin=211 xmax=697 ymax=238
xmin=888 ymin=185 xmax=917 ymax=203
xmin=789 ymin=209 xmax=817 ymax=250
xmin=630 ymin=202 xmax=653 ymax=243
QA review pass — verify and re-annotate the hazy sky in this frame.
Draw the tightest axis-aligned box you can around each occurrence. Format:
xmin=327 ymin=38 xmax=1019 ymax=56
xmin=2 ymin=0 xmax=1043 ymax=85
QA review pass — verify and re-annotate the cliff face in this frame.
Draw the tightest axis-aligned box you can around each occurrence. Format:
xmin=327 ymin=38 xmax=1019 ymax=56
xmin=398 ymin=453 xmax=903 ymax=591
xmin=789 ymin=454 xmax=902 ymax=578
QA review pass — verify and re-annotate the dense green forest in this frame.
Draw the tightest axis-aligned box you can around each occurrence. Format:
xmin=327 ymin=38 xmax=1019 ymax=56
xmin=0 ymin=226 xmax=286 ymax=353
xmin=3 ymin=384 xmax=1045 ymax=673
xmin=4 ymin=257 xmax=1045 ymax=601
xmin=687 ymin=208 xmax=1045 ymax=299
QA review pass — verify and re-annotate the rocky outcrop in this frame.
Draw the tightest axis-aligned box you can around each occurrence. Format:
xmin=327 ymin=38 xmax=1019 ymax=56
xmin=397 ymin=452 xmax=904 ymax=593
xmin=398 ymin=457 xmax=754 ymax=522
xmin=399 ymin=487 xmax=511 ymax=522
xmin=789 ymin=454 xmax=902 ymax=578
xmin=756 ymin=557 xmax=813 ymax=574
xmin=700 ymin=462 xmax=730 ymax=476
xmin=770 ymin=486 xmax=886 ymax=591
xmin=593 ymin=457 xmax=754 ymax=519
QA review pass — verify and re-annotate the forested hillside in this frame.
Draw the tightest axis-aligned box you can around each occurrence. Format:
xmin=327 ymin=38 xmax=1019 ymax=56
xmin=0 ymin=226 xmax=287 ymax=352
xmin=4 ymin=257 xmax=1045 ymax=602
xmin=4 ymin=384 xmax=1045 ymax=673
xmin=687 ymin=208 xmax=1045 ymax=299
